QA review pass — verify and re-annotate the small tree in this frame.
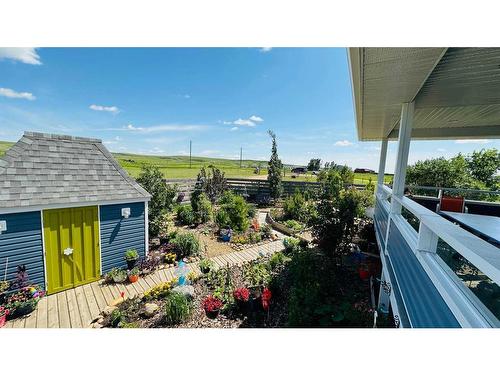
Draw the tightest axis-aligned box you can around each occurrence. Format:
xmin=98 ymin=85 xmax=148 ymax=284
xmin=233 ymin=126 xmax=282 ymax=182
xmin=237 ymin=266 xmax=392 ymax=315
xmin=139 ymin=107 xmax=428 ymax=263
xmin=466 ymin=149 xmax=500 ymax=189
xmin=195 ymin=166 xmax=228 ymax=203
xmin=267 ymin=130 xmax=283 ymax=199
xmin=307 ymin=158 xmax=321 ymax=171
xmin=136 ymin=164 xmax=176 ymax=236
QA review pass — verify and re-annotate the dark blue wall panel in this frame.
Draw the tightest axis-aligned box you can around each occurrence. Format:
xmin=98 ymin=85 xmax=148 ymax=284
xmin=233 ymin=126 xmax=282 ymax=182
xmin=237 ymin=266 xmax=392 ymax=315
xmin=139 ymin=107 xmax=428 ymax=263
xmin=0 ymin=211 xmax=45 ymax=289
xmin=387 ymin=221 xmax=460 ymax=328
xmin=99 ymin=202 xmax=146 ymax=274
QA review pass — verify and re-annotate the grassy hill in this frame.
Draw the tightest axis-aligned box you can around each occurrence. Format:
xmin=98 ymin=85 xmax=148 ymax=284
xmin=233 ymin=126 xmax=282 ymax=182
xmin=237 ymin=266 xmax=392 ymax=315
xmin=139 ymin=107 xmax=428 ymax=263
xmin=0 ymin=140 xmax=386 ymax=183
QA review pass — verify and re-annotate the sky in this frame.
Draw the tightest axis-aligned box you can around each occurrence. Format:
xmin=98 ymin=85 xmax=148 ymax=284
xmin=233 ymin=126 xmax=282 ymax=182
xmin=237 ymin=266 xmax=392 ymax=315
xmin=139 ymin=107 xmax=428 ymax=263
xmin=0 ymin=47 xmax=498 ymax=173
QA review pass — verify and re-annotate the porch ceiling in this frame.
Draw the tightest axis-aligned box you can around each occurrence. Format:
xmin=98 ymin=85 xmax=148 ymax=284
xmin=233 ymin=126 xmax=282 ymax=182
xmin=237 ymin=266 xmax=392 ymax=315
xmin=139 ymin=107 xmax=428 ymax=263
xmin=349 ymin=48 xmax=500 ymax=141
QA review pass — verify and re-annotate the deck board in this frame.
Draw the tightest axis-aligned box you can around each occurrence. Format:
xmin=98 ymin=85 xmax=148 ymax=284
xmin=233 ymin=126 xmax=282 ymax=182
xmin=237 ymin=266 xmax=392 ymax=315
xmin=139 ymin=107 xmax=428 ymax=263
xmin=57 ymin=291 xmax=71 ymax=328
xmin=66 ymin=288 xmax=83 ymax=328
xmin=47 ymin=294 xmax=59 ymax=328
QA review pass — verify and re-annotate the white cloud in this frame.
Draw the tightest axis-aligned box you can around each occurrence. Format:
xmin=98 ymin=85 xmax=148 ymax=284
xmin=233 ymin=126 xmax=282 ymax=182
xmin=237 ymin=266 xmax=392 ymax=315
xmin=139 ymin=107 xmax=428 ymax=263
xmin=89 ymin=104 xmax=120 ymax=114
xmin=260 ymin=47 xmax=272 ymax=52
xmin=455 ymin=139 xmax=491 ymax=144
xmin=230 ymin=127 xmax=239 ymax=131
xmin=124 ymin=123 xmax=208 ymax=133
xmin=184 ymin=94 xmax=191 ymax=99
xmin=0 ymin=87 xmax=36 ymax=100
xmin=225 ymin=115 xmax=264 ymax=128
xmin=0 ymin=48 xmax=41 ymax=65
xmin=334 ymin=140 xmax=354 ymax=147
xmin=103 ymin=136 xmax=121 ymax=145
xmin=249 ymin=115 xmax=264 ymax=122
xmin=437 ymin=148 xmax=446 ymax=152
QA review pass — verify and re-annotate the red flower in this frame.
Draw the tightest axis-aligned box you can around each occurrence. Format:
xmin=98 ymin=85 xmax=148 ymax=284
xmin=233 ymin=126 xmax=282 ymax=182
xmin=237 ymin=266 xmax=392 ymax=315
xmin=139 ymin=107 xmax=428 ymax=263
xmin=262 ymin=288 xmax=272 ymax=311
xmin=120 ymin=291 xmax=125 ymax=298
xmin=233 ymin=287 xmax=250 ymax=302
xmin=202 ymin=295 xmax=223 ymax=312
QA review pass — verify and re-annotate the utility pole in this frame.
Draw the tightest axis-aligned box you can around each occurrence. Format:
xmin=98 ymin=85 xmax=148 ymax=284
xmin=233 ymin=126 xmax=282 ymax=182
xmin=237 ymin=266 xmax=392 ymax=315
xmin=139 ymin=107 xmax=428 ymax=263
xmin=240 ymin=147 xmax=242 ymax=168
xmin=189 ymin=140 xmax=192 ymax=169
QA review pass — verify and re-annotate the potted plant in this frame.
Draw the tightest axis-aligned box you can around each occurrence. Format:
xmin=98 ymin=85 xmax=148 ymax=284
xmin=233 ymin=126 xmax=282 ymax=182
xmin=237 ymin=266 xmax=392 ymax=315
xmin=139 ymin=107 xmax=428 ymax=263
xmin=0 ymin=280 xmax=9 ymax=294
xmin=233 ymin=287 xmax=250 ymax=312
xmin=0 ymin=306 xmax=9 ymax=328
xmin=220 ymin=228 xmax=232 ymax=242
xmin=5 ymin=285 xmax=44 ymax=319
xmin=110 ymin=268 xmax=127 ymax=283
xmin=124 ymin=249 xmax=139 ymax=270
xmin=128 ymin=267 xmax=139 ymax=283
xmin=199 ymin=258 xmax=214 ymax=274
xmin=202 ymin=295 xmax=223 ymax=319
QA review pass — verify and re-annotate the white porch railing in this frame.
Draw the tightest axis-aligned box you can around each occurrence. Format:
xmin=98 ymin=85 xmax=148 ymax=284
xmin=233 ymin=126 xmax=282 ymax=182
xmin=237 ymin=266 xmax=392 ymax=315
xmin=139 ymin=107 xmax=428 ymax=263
xmin=375 ymin=184 xmax=500 ymax=328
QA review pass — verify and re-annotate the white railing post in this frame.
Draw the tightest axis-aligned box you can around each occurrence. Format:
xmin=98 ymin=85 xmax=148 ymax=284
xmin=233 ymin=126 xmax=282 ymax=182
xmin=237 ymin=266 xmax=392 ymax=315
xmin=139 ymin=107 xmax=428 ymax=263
xmin=376 ymin=138 xmax=388 ymax=193
xmin=390 ymin=102 xmax=414 ymax=215
xmin=416 ymin=221 xmax=438 ymax=253
xmin=378 ymin=271 xmax=391 ymax=314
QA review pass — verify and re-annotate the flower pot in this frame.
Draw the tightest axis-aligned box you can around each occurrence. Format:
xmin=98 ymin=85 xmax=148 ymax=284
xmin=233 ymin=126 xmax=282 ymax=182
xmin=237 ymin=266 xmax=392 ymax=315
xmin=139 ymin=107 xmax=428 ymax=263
xmin=0 ymin=313 xmax=8 ymax=328
xmin=126 ymin=258 xmax=138 ymax=270
xmin=205 ymin=308 xmax=220 ymax=319
xmin=358 ymin=268 xmax=370 ymax=280
xmin=128 ymin=274 xmax=139 ymax=283
xmin=236 ymin=299 xmax=249 ymax=313
xmin=10 ymin=300 xmax=37 ymax=319
xmin=112 ymin=274 xmax=127 ymax=283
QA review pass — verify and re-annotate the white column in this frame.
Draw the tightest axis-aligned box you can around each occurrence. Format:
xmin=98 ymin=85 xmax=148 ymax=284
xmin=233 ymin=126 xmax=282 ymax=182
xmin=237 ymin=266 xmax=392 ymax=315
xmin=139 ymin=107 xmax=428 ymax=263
xmin=390 ymin=102 xmax=414 ymax=214
xmin=376 ymin=138 xmax=388 ymax=190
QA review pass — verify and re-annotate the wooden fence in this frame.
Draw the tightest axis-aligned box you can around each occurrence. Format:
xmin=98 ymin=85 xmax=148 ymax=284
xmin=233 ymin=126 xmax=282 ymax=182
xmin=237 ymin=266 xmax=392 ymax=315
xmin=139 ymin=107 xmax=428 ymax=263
xmin=165 ymin=177 xmax=366 ymax=203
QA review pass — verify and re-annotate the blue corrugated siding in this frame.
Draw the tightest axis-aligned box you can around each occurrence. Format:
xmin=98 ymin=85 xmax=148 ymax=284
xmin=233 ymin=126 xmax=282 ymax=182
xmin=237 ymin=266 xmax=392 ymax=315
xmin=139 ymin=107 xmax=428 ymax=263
xmin=386 ymin=221 xmax=460 ymax=328
xmin=99 ymin=202 xmax=146 ymax=274
xmin=0 ymin=211 xmax=45 ymax=289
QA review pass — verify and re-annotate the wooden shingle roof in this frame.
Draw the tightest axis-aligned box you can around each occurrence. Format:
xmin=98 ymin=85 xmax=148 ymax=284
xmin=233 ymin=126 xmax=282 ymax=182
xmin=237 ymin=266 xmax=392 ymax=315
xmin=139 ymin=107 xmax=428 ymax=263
xmin=0 ymin=132 xmax=151 ymax=209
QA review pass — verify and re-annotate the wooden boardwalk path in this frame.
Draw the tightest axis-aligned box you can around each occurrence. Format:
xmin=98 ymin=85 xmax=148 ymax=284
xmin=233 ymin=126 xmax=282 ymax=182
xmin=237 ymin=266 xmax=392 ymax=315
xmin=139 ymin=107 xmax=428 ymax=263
xmin=3 ymin=239 xmax=284 ymax=328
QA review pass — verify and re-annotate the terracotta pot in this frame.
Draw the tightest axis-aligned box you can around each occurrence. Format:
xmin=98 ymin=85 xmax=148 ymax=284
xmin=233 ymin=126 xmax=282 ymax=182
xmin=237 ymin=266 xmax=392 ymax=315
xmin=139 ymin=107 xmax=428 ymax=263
xmin=128 ymin=274 xmax=139 ymax=283
xmin=205 ymin=308 xmax=220 ymax=319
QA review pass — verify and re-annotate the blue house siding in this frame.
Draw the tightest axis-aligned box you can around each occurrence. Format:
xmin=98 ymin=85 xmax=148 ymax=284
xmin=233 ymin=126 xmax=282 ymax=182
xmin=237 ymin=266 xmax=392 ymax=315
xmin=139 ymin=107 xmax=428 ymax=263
xmin=386 ymin=221 xmax=460 ymax=328
xmin=0 ymin=211 xmax=45 ymax=289
xmin=99 ymin=202 xmax=146 ymax=274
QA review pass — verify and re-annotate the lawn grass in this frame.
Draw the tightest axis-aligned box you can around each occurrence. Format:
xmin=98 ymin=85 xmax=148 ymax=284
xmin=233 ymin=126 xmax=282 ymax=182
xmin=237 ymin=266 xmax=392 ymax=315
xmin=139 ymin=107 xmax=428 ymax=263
xmin=0 ymin=140 xmax=392 ymax=183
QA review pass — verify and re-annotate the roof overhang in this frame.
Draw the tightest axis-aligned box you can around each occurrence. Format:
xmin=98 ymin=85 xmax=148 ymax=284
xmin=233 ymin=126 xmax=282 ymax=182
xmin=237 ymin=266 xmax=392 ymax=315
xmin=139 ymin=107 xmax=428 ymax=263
xmin=348 ymin=48 xmax=500 ymax=141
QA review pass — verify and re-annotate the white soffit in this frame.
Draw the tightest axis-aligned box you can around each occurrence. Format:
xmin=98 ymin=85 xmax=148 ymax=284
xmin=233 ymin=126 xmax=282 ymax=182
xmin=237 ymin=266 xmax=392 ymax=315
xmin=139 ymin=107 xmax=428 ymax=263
xmin=350 ymin=47 xmax=500 ymax=141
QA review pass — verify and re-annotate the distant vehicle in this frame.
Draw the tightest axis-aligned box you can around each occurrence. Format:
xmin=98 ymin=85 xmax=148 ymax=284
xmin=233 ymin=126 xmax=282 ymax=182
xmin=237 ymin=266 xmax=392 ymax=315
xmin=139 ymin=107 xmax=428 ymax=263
xmin=354 ymin=168 xmax=376 ymax=174
xmin=291 ymin=167 xmax=307 ymax=174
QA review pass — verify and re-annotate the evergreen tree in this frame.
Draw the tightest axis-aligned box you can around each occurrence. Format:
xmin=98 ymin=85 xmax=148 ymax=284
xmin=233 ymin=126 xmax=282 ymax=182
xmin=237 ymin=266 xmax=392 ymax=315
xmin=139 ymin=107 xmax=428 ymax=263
xmin=267 ymin=130 xmax=283 ymax=198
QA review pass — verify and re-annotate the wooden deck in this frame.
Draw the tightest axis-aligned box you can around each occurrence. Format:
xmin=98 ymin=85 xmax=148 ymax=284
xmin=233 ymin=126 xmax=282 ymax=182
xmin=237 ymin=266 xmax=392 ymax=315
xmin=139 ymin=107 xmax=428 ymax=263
xmin=3 ymin=239 xmax=284 ymax=328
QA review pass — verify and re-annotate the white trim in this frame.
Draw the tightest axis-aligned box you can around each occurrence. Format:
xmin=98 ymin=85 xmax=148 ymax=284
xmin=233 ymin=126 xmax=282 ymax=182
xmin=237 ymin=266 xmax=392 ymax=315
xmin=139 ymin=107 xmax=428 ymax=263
xmin=144 ymin=201 xmax=149 ymax=257
xmin=376 ymin=139 xmax=388 ymax=188
xmin=39 ymin=211 xmax=48 ymax=291
xmin=0 ymin=198 xmax=149 ymax=215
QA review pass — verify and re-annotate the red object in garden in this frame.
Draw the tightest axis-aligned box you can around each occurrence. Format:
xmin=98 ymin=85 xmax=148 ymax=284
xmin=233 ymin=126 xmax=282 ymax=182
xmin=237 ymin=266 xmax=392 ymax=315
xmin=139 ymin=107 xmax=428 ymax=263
xmin=233 ymin=287 xmax=250 ymax=302
xmin=120 ymin=291 xmax=125 ymax=298
xmin=261 ymin=288 xmax=272 ymax=311
xmin=358 ymin=268 xmax=370 ymax=280
xmin=128 ymin=274 xmax=139 ymax=283
xmin=252 ymin=219 xmax=260 ymax=231
xmin=202 ymin=295 xmax=223 ymax=319
xmin=0 ymin=307 xmax=9 ymax=328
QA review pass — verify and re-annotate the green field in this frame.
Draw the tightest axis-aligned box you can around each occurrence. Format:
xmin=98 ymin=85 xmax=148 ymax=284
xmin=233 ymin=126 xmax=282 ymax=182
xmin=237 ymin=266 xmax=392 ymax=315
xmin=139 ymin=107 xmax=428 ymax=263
xmin=0 ymin=140 xmax=389 ymax=183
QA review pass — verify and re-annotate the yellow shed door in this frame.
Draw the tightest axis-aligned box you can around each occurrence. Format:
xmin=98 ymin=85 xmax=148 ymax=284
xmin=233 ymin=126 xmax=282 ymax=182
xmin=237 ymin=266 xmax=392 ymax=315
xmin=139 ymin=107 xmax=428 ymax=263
xmin=43 ymin=206 xmax=100 ymax=294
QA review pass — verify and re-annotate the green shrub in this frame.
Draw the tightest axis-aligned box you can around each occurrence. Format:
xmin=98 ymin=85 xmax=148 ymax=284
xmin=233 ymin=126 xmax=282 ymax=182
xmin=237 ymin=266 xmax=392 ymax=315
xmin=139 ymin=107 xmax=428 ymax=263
xmin=195 ymin=166 xmax=228 ymax=203
xmin=191 ymin=192 xmax=213 ymax=223
xmin=176 ymin=205 xmax=195 ymax=225
xmin=243 ymin=261 xmax=271 ymax=287
xmin=284 ymin=219 xmax=304 ymax=232
xmin=269 ymin=252 xmax=290 ymax=271
xmin=283 ymin=237 xmax=301 ymax=253
xmin=248 ymin=231 xmax=262 ymax=244
xmin=163 ymin=292 xmax=192 ymax=325
xmin=247 ymin=204 xmax=257 ymax=219
xmin=149 ymin=213 xmax=171 ymax=238
xmin=215 ymin=208 xmax=231 ymax=228
xmin=199 ymin=258 xmax=215 ymax=274
xmin=217 ymin=191 xmax=249 ymax=232
xmin=136 ymin=164 xmax=177 ymax=236
xmin=170 ymin=232 xmax=201 ymax=258
xmin=283 ymin=191 xmax=308 ymax=222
